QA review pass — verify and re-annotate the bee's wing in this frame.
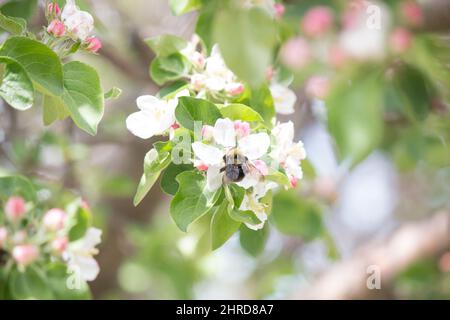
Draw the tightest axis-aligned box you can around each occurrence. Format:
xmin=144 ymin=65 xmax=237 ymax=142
xmin=242 ymin=161 xmax=264 ymax=181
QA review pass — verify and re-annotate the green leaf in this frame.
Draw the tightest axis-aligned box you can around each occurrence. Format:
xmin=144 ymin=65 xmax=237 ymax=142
xmin=66 ymin=200 xmax=92 ymax=242
xmin=327 ymin=71 xmax=383 ymax=166
xmin=0 ymin=11 xmax=26 ymax=34
xmin=1 ymin=0 xmax=37 ymax=20
xmin=61 ymin=61 xmax=104 ymax=135
xmin=195 ymin=2 xmax=216 ymax=52
xmin=0 ymin=175 xmax=35 ymax=202
xmin=145 ymin=34 xmax=187 ymax=57
xmin=213 ymin=7 xmax=276 ymax=87
xmin=160 ymin=162 xmax=193 ymax=195
xmin=46 ymin=262 xmax=91 ymax=300
xmin=0 ymin=57 xmax=33 ymax=110
xmin=0 ymin=36 xmax=64 ymax=96
xmin=133 ymin=146 xmax=172 ymax=206
xmin=237 ymin=84 xmax=276 ymax=125
xmin=150 ymin=53 xmax=189 ymax=86
xmin=104 ymin=87 xmax=122 ymax=100
xmin=43 ymin=94 xmax=69 ymax=126
xmin=175 ymin=96 xmax=222 ymax=131
xmin=9 ymin=267 xmax=54 ymax=300
xmin=210 ymin=199 xmax=241 ymax=250
xmin=271 ymin=191 xmax=323 ymax=240
xmin=239 ymin=223 xmax=269 ymax=256
xmin=265 ymin=170 xmax=291 ymax=188
xmin=391 ymin=64 xmax=432 ymax=121
xmin=169 ymin=0 xmax=201 ymax=15
xmin=218 ymin=103 xmax=264 ymax=122
xmin=133 ymin=171 xmax=161 ymax=206
xmin=170 ymin=171 xmax=219 ymax=232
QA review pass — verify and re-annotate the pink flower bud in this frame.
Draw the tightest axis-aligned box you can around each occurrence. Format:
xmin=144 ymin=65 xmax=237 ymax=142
xmin=0 ymin=227 xmax=7 ymax=248
xmin=52 ymin=236 xmax=68 ymax=253
xmin=192 ymin=52 xmax=206 ymax=68
xmin=5 ymin=196 xmax=26 ymax=222
xmin=328 ymin=44 xmax=348 ymax=68
xmin=280 ymin=37 xmax=311 ymax=71
xmin=305 ymin=75 xmax=330 ymax=100
xmin=194 ymin=160 xmax=208 ymax=172
xmin=252 ymin=160 xmax=269 ymax=176
xmin=48 ymin=2 xmax=61 ymax=16
xmin=226 ymin=83 xmax=244 ymax=96
xmin=439 ymin=251 xmax=450 ymax=273
xmin=81 ymin=200 xmax=90 ymax=210
xmin=390 ymin=28 xmax=412 ymax=53
xmin=171 ymin=123 xmax=180 ymax=130
xmin=201 ymin=125 xmax=214 ymax=140
xmin=265 ymin=65 xmax=274 ymax=82
xmin=85 ymin=36 xmax=102 ymax=53
xmin=274 ymin=3 xmax=285 ymax=19
xmin=290 ymin=176 xmax=298 ymax=188
xmin=401 ymin=1 xmax=423 ymax=27
xmin=234 ymin=120 xmax=250 ymax=138
xmin=301 ymin=6 xmax=334 ymax=38
xmin=190 ymin=74 xmax=206 ymax=91
xmin=12 ymin=244 xmax=39 ymax=266
xmin=47 ymin=19 xmax=65 ymax=37
xmin=43 ymin=208 xmax=67 ymax=232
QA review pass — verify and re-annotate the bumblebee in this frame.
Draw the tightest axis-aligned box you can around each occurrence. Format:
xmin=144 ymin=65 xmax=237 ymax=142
xmin=221 ymin=148 xmax=262 ymax=184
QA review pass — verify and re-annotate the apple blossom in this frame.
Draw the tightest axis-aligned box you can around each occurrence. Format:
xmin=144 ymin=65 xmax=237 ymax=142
xmin=390 ymin=28 xmax=412 ymax=53
xmin=12 ymin=244 xmax=39 ymax=267
xmin=201 ymin=125 xmax=214 ymax=141
xmin=61 ymin=0 xmax=94 ymax=41
xmin=52 ymin=236 xmax=69 ymax=253
xmin=270 ymin=83 xmax=297 ymax=115
xmin=43 ymin=208 xmax=67 ymax=231
xmin=47 ymin=2 xmax=61 ymax=17
xmin=240 ymin=181 xmax=277 ymax=230
xmin=225 ymin=82 xmax=245 ymax=96
xmin=192 ymin=118 xmax=271 ymax=192
xmin=180 ymin=35 xmax=205 ymax=69
xmin=0 ymin=227 xmax=7 ymax=248
xmin=47 ymin=19 xmax=65 ymax=37
xmin=126 ymin=89 xmax=190 ymax=139
xmin=85 ymin=36 xmax=102 ymax=53
xmin=274 ymin=3 xmax=285 ymax=19
xmin=305 ymin=75 xmax=330 ymax=100
xmin=270 ymin=121 xmax=306 ymax=183
xmin=400 ymin=0 xmax=423 ymax=27
xmin=301 ymin=6 xmax=334 ymax=38
xmin=280 ymin=37 xmax=311 ymax=71
xmin=234 ymin=120 xmax=251 ymax=138
xmin=5 ymin=196 xmax=26 ymax=222
xmin=63 ymin=227 xmax=102 ymax=281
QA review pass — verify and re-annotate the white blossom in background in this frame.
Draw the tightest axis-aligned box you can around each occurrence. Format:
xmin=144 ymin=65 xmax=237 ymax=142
xmin=63 ymin=227 xmax=102 ymax=282
xmin=61 ymin=0 xmax=94 ymax=41
xmin=126 ymin=89 xmax=190 ymax=139
xmin=269 ymin=83 xmax=297 ymax=115
xmin=339 ymin=1 xmax=391 ymax=60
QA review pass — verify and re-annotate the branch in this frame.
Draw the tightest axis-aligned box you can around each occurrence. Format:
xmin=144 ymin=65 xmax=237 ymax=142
xmin=293 ymin=210 xmax=450 ymax=299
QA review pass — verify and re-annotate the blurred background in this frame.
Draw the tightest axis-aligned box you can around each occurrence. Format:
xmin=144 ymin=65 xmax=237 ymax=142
xmin=0 ymin=0 xmax=449 ymax=299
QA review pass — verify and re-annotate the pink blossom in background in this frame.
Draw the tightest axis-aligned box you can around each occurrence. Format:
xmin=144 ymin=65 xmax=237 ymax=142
xmin=401 ymin=0 xmax=424 ymax=27
xmin=280 ymin=37 xmax=311 ymax=70
xmin=47 ymin=19 xmax=65 ymax=37
xmin=12 ymin=244 xmax=39 ymax=266
xmin=5 ymin=196 xmax=26 ymax=222
xmin=301 ymin=6 xmax=334 ymax=38
xmin=390 ymin=28 xmax=412 ymax=53
xmin=306 ymin=76 xmax=331 ymax=100
xmin=86 ymin=36 xmax=102 ymax=53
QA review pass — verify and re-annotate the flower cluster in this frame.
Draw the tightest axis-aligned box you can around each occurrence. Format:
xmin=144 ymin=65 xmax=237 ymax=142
xmin=192 ymin=118 xmax=306 ymax=230
xmin=0 ymin=196 xmax=101 ymax=282
xmin=45 ymin=0 xmax=102 ymax=55
xmin=180 ymin=36 xmax=297 ymax=115
xmin=279 ymin=0 xmax=421 ymax=101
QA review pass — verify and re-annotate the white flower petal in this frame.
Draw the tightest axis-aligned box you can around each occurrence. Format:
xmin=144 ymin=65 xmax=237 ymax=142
xmin=236 ymin=175 xmax=259 ymax=189
xmin=126 ymin=111 xmax=158 ymax=139
xmin=238 ymin=133 xmax=270 ymax=160
xmin=206 ymin=166 xmax=223 ymax=192
xmin=192 ymin=142 xmax=225 ymax=166
xmin=68 ymin=253 xmax=100 ymax=282
xmin=136 ymin=95 xmax=164 ymax=111
xmin=270 ymin=84 xmax=296 ymax=115
xmin=213 ymin=118 xmax=236 ymax=147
